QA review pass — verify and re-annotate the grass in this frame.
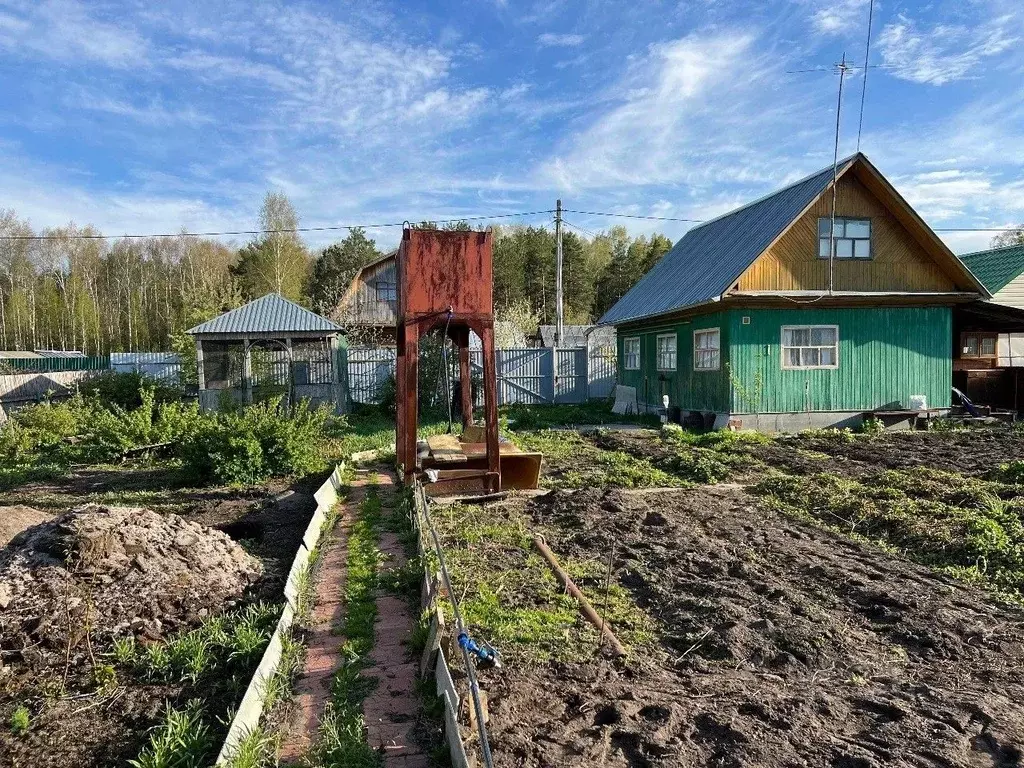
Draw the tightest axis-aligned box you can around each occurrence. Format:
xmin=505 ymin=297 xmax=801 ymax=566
xmin=305 ymin=485 xmax=384 ymax=768
xmin=425 ymin=501 xmax=655 ymax=663
xmin=514 ymin=430 xmax=686 ymax=490
xmin=128 ymin=702 xmax=213 ymax=768
xmin=122 ymin=602 xmax=282 ymax=767
xmin=751 ymin=466 xmax=1024 ymax=602
xmin=504 ymin=401 xmax=660 ymax=430
xmin=9 ymin=705 xmax=30 ymax=735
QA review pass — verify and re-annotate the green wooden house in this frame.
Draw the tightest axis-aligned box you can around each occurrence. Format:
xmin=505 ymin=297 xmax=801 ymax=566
xmin=599 ymin=153 xmax=989 ymax=430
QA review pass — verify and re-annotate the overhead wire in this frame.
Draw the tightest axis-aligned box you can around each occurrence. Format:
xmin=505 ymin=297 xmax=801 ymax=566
xmin=0 ymin=209 xmax=557 ymax=241
xmin=0 ymin=205 xmax=1017 ymax=242
xmin=856 ymin=0 xmax=876 ymax=151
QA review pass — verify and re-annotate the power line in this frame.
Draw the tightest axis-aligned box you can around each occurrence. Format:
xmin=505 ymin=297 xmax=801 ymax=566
xmin=856 ymin=0 xmax=876 ymax=151
xmin=561 ymin=209 xmax=703 ymax=223
xmin=0 ymin=209 xmax=557 ymax=241
xmin=561 ymin=218 xmax=598 ymax=239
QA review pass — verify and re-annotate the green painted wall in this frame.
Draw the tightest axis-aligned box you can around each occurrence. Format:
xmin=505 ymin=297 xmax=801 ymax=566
xmin=726 ymin=306 xmax=952 ymax=413
xmin=616 ymin=311 xmax=730 ymax=411
xmin=617 ymin=305 xmax=952 ymax=414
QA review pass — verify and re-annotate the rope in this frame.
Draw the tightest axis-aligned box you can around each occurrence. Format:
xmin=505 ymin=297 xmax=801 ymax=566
xmin=419 ymin=488 xmax=495 ymax=768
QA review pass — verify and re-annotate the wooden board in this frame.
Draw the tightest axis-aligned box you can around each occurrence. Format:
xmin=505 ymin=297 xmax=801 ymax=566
xmin=425 ymin=433 xmax=468 ymax=464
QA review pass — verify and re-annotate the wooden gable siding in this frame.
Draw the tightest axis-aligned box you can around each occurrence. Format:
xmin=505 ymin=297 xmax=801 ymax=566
xmin=342 ymin=258 xmax=397 ymax=325
xmin=735 ymin=173 xmax=955 ymax=293
xmin=992 ymin=273 xmax=1024 ymax=310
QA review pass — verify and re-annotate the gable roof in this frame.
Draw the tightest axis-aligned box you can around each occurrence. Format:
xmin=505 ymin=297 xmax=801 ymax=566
xmin=959 ymin=243 xmax=1024 ymax=294
xmin=187 ymin=293 xmax=342 ymax=335
xmin=599 ymin=153 xmax=985 ymax=326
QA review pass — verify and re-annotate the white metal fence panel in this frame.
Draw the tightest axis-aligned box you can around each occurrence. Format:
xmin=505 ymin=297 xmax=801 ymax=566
xmin=343 ymin=345 xmax=614 ymax=406
xmin=554 ymin=348 xmax=587 ymax=403
xmin=347 ymin=347 xmax=396 ymax=404
xmin=497 ymin=348 xmax=553 ymax=404
xmin=110 ymin=352 xmax=182 ymax=382
xmin=588 ymin=345 xmax=618 ymax=399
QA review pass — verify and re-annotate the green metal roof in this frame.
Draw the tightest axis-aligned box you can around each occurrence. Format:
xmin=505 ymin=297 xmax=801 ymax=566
xmin=186 ymin=293 xmax=341 ymax=335
xmin=599 ymin=154 xmax=859 ymax=325
xmin=959 ymin=244 xmax=1024 ymax=294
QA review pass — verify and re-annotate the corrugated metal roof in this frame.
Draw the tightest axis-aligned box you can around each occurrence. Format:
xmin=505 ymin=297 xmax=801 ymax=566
xmin=599 ymin=155 xmax=858 ymax=325
xmin=187 ymin=293 xmax=342 ymax=335
xmin=959 ymin=243 xmax=1024 ymax=294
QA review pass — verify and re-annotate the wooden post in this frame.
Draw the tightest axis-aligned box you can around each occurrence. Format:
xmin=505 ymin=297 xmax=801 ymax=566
xmin=481 ymin=323 xmax=500 ymax=493
xmin=195 ymin=337 xmax=205 ymax=391
xmin=458 ymin=328 xmax=473 ymax=430
xmin=242 ymin=337 xmax=252 ymax=405
xmin=402 ymin=325 xmax=420 ymax=486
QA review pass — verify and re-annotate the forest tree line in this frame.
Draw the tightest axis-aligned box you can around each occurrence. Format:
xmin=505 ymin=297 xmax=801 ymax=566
xmin=0 ymin=193 xmax=676 ymax=354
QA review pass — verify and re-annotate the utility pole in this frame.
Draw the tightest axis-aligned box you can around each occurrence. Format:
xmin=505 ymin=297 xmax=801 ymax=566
xmin=555 ymin=199 xmax=564 ymax=347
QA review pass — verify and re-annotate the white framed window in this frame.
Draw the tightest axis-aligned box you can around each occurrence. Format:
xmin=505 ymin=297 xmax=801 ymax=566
xmin=693 ymin=328 xmax=720 ymax=371
xmin=623 ymin=337 xmax=640 ymax=370
xmin=656 ymin=334 xmax=677 ymax=371
xmin=818 ymin=218 xmax=871 ymax=259
xmin=782 ymin=325 xmax=839 ymax=369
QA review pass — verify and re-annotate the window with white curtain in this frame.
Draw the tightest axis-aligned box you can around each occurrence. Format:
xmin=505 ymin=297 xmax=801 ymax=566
xmin=693 ymin=328 xmax=720 ymax=371
xmin=656 ymin=334 xmax=677 ymax=371
xmin=781 ymin=325 xmax=839 ymax=369
xmin=623 ymin=337 xmax=640 ymax=370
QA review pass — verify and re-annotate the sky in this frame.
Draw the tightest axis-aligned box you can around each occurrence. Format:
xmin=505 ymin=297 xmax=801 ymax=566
xmin=0 ymin=0 xmax=1022 ymax=254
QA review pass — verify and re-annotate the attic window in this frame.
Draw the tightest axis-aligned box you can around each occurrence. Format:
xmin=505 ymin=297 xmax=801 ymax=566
xmin=818 ymin=218 xmax=871 ymax=259
xmin=375 ymin=280 xmax=397 ymax=302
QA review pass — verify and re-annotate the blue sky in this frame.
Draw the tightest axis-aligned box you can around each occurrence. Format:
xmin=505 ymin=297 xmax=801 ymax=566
xmin=0 ymin=0 xmax=1022 ymax=254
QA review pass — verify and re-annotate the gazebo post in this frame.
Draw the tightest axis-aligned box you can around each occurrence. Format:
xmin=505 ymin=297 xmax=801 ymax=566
xmin=195 ymin=337 xmax=205 ymax=391
xmin=242 ymin=336 xmax=253 ymax=405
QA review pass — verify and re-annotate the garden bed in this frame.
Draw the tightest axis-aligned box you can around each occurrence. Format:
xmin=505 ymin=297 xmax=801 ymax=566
xmin=0 ymin=468 xmax=320 ymax=768
xmin=426 ymin=422 xmax=1024 ymax=767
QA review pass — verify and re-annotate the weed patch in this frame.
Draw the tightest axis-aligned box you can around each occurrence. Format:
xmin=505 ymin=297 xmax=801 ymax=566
xmin=752 ymin=468 xmax=1024 ymax=600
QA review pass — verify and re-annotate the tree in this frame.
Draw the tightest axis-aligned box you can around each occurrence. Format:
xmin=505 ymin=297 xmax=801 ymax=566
xmin=308 ymin=228 xmax=383 ymax=315
xmin=232 ymin=193 xmax=310 ymax=301
xmin=993 ymin=227 xmax=1024 ymax=249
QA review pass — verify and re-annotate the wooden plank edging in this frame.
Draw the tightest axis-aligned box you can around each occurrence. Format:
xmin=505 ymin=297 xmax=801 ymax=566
xmin=214 ymin=463 xmax=346 ymax=766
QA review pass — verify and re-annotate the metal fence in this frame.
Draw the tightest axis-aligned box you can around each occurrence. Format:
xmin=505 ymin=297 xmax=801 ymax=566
xmin=345 ymin=345 xmax=618 ymax=406
xmin=111 ymin=352 xmax=183 ymax=382
xmin=2 ymin=355 xmax=110 ymax=373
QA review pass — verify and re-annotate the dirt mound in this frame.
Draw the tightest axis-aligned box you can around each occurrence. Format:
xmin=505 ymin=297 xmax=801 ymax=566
xmin=486 ymin=487 xmax=1024 ymax=767
xmin=0 ymin=505 xmax=261 ymax=672
xmin=0 ymin=506 xmax=49 ymax=547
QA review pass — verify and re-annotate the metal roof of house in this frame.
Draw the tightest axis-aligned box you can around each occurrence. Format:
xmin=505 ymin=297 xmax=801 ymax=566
xmin=599 ymin=154 xmax=859 ymax=325
xmin=959 ymin=243 xmax=1024 ymax=294
xmin=186 ymin=293 xmax=342 ymax=335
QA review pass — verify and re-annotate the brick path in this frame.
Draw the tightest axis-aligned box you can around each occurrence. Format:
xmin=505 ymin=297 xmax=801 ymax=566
xmin=277 ymin=479 xmax=363 ymax=764
xmin=362 ymin=473 xmax=429 ymax=768
xmin=277 ymin=469 xmax=428 ymax=767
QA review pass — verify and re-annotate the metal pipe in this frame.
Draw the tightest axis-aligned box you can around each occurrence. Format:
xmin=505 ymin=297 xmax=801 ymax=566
xmin=532 ymin=535 xmax=627 ymax=657
xmin=420 ymin=488 xmax=494 ymax=768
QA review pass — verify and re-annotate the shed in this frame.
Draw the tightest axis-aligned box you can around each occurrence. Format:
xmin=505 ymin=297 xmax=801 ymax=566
xmin=186 ymin=293 xmax=346 ymax=412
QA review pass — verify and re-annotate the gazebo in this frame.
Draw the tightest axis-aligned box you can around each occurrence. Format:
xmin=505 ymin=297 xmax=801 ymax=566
xmin=186 ymin=294 xmax=346 ymax=413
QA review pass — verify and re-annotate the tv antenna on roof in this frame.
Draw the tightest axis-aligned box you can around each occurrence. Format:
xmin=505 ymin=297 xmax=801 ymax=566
xmin=828 ymin=52 xmax=851 ymax=297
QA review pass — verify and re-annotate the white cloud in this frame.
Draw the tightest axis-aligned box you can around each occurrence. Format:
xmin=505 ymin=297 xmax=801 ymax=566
xmin=811 ymin=0 xmax=870 ymax=35
xmin=0 ymin=0 xmax=147 ymax=67
xmin=537 ymin=31 xmax=801 ymax=191
xmin=537 ymin=32 xmax=586 ymax=47
xmin=877 ymin=13 xmax=1019 ymax=85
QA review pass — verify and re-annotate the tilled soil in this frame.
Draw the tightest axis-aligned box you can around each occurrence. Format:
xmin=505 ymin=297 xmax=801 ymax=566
xmin=783 ymin=430 xmax=1024 ymax=477
xmin=594 ymin=428 xmax=1024 ymax=480
xmin=0 ymin=471 xmax=319 ymax=768
xmin=485 ymin=486 xmax=1024 ymax=767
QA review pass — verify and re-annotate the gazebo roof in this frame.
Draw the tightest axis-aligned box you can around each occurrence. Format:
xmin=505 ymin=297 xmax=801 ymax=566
xmin=187 ymin=294 xmax=342 ymax=335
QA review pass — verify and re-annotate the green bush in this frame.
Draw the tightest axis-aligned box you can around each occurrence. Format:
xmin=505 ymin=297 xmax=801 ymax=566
xmin=180 ymin=399 xmax=330 ymax=485
xmin=81 ymin=371 xmax=183 ymax=409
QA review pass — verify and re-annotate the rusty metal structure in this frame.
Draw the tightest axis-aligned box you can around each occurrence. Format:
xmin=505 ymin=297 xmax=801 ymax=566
xmin=395 ymin=226 xmax=540 ymax=494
